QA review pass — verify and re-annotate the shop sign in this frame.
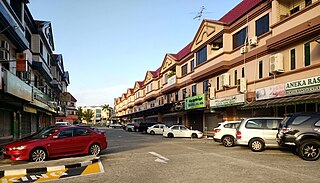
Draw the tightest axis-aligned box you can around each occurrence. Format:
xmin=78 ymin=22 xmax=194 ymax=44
xmin=167 ymin=75 xmax=176 ymax=86
xmin=60 ymin=92 xmax=72 ymax=102
xmin=185 ymin=94 xmax=206 ymax=110
xmin=285 ymin=76 xmax=320 ymax=96
xmin=23 ymin=106 xmax=37 ymax=114
xmin=210 ymin=94 xmax=245 ymax=108
xmin=3 ymin=69 xmax=32 ymax=101
xmin=256 ymin=76 xmax=320 ymax=101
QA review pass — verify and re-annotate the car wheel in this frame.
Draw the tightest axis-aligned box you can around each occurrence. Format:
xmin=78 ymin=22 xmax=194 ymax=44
xmin=89 ymin=144 xmax=101 ymax=155
xmin=222 ymin=136 xmax=234 ymax=147
xmin=150 ymin=131 xmax=155 ymax=135
xmin=30 ymin=148 xmax=46 ymax=162
xmin=168 ymin=133 xmax=174 ymax=138
xmin=298 ymin=139 xmax=320 ymax=161
xmin=128 ymin=128 xmax=132 ymax=132
xmin=249 ymin=138 xmax=265 ymax=152
xmin=191 ymin=133 xmax=198 ymax=138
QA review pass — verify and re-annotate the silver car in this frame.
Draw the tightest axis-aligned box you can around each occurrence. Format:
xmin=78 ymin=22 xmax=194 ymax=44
xmin=236 ymin=117 xmax=283 ymax=152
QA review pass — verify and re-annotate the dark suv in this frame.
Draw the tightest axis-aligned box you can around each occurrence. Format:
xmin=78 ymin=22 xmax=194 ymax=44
xmin=277 ymin=112 xmax=320 ymax=161
xmin=138 ymin=122 xmax=159 ymax=133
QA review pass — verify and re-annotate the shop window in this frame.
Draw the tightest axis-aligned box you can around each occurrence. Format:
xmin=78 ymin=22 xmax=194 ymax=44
xmin=233 ymin=27 xmax=248 ymax=49
xmin=286 ymin=105 xmax=295 ymax=113
xmin=290 ymin=49 xmax=296 ymax=70
xmin=255 ymin=14 xmax=269 ymax=37
xmin=196 ymin=46 xmax=207 ymax=65
xmin=304 ymin=43 xmax=311 ymax=66
xmin=306 ymin=103 xmax=316 ymax=112
xmin=296 ymin=104 xmax=305 ymax=112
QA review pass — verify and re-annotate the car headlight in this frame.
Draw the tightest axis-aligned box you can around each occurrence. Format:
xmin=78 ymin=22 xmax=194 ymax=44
xmin=12 ymin=146 xmax=26 ymax=150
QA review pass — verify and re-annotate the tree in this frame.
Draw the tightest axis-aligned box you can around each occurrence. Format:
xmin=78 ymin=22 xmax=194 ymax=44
xmin=76 ymin=107 xmax=85 ymax=123
xmin=102 ymin=104 xmax=114 ymax=120
xmin=83 ymin=109 xmax=94 ymax=123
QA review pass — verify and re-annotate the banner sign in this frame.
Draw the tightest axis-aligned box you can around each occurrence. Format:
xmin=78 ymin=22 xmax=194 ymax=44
xmin=185 ymin=94 xmax=206 ymax=110
xmin=210 ymin=94 xmax=245 ymax=108
xmin=256 ymin=76 xmax=320 ymax=100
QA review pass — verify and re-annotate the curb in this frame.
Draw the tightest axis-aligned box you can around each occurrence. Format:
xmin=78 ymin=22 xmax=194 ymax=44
xmin=0 ymin=157 xmax=100 ymax=177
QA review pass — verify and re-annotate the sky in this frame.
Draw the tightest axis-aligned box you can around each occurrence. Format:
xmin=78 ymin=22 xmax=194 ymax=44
xmin=28 ymin=0 xmax=241 ymax=107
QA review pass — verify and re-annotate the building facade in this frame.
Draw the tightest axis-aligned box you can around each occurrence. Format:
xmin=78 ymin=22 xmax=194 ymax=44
xmin=81 ymin=106 xmax=110 ymax=124
xmin=115 ymin=0 xmax=320 ymax=134
xmin=0 ymin=0 xmax=74 ymax=144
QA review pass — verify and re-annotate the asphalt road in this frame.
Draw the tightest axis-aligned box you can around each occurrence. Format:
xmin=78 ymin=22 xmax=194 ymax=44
xmin=55 ymin=127 xmax=320 ymax=183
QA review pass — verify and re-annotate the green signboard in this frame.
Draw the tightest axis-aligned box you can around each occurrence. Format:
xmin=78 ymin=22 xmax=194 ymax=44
xmin=185 ymin=94 xmax=206 ymax=110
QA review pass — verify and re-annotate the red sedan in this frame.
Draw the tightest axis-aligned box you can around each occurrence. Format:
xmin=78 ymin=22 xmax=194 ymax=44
xmin=2 ymin=126 xmax=107 ymax=162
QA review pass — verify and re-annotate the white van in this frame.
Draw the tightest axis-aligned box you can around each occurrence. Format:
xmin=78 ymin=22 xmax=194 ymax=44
xmin=236 ymin=117 xmax=283 ymax=152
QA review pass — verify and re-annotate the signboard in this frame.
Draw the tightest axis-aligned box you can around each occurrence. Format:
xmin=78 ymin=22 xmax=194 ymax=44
xmin=167 ymin=75 xmax=176 ymax=86
xmin=185 ymin=94 xmax=206 ymax=110
xmin=60 ymin=92 xmax=72 ymax=102
xmin=256 ymin=76 xmax=320 ymax=101
xmin=16 ymin=53 xmax=27 ymax=72
xmin=3 ymin=69 xmax=32 ymax=101
xmin=210 ymin=94 xmax=245 ymax=108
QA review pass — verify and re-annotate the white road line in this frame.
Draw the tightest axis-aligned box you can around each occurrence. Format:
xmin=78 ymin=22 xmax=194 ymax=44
xmin=149 ymin=152 xmax=169 ymax=161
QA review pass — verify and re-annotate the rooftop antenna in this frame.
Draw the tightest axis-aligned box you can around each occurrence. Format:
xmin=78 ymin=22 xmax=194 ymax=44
xmin=193 ymin=6 xmax=206 ymax=20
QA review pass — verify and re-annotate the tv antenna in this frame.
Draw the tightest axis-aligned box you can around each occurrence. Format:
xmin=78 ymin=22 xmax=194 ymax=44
xmin=193 ymin=6 xmax=208 ymax=20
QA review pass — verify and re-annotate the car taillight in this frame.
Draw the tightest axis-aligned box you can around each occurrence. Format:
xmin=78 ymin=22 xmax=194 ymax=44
xmin=236 ymin=131 xmax=241 ymax=139
xmin=281 ymin=127 xmax=291 ymax=133
xmin=214 ymin=129 xmax=221 ymax=133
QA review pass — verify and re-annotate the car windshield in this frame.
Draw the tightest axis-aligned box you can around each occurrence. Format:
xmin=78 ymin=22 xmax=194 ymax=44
xmin=30 ymin=128 xmax=58 ymax=139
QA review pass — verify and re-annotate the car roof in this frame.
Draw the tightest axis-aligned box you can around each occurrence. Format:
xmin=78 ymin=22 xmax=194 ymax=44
xmin=220 ymin=121 xmax=241 ymax=124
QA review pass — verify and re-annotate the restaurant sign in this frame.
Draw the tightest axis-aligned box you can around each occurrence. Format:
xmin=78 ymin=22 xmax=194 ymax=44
xmin=210 ymin=94 xmax=245 ymax=108
xmin=185 ymin=94 xmax=206 ymax=110
xmin=256 ymin=76 xmax=320 ymax=101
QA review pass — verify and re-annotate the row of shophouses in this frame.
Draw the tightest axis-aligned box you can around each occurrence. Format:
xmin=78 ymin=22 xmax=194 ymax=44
xmin=0 ymin=0 xmax=77 ymax=145
xmin=115 ymin=0 xmax=320 ymax=133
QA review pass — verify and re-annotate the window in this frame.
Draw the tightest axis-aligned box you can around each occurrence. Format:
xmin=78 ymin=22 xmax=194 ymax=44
xmin=25 ymin=30 xmax=31 ymax=48
xmin=182 ymin=88 xmax=187 ymax=99
xmin=233 ymin=27 xmax=248 ymax=49
xmin=242 ymin=67 xmax=245 ymax=78
xmin=191 ymin=60 xmax=195 ymax=71
xmin=246 ymin=120 xmax=263 ymax=129
xmin=304 ymin=42 xmax=311 ymax=66
xmin=292 ymin=116 xmax=311 ymax=125
xmin=290 ymin=6 xmax=300 ymax=15
xmin=180 ymin=126 xmax=187 ymax=130
xmin=290 ymin=49 xmax=296 ymax=70
xmin=175 ymin=91 xmax=179 ymax=101
xmin=305 ymin=0 xmax=312 ymax=6
xmin=172 ymin=126 xmax=179 ymax=130
xmin=234 ymin=70 xmax=237 ymax=86
xmin=10 ymin=0 xmax=23 ymax=21
xmin=266 ymin=120 xmax=279 ymax=129
xmin=182 ymin=64 xmax=188 ymax=76
xmin=258 ymin=61 xmax=263 ymax=79
xmin=315 ymin=120 xmax=320 ymax=127
xmin=74 ymin=128 xmax=92 ymax=136
xmin=40 ymin=41 xmax=43 ymax=55
xmin=58 ymin=129 xmax=73 ymax=138
xmin=216 ymin=77 xmax=220 ymax=90
xmin=192 ymin=85 xmax=197 ymax=96
xmin=203 ymin=80 xmax=209 ymax=93
xmin=256 ymin=14 xmax=269 ymax=36
xmin=153 ymin=125 xmax=159 ymax=128
xmin=196 ymin=46 xmax=207 ymax=65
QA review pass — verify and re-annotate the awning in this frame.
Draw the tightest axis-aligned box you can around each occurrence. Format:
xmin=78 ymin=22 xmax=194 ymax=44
xmin=241 ymin=93 xmax=320 ymax=109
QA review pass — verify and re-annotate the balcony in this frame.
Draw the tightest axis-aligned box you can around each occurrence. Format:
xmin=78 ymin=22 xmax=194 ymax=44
xmin=31 ymin=61 xmax=53 ymax=81
xmin=50 ymin=79 xmax=62 ymax=91
xmin=161 ymin=75 xmax=179 ymax=94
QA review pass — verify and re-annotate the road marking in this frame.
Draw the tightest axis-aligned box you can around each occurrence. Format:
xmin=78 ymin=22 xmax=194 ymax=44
xmin=149 ymin=152 xmax=169 ymax=163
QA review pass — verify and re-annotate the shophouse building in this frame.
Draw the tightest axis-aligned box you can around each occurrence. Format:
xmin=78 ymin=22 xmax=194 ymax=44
xmin=115 ymin=0 xmax=320 ymax=133
xmin=81 ymin=106 xmax=110 ymax=124
xmin=0 ymin=0 xmax=74 ymax=144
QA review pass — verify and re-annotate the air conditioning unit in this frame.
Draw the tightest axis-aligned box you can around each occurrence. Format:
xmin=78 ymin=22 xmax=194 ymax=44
xmin=211 ymin=43 xmax=220 ymax=50
xmin=269 ymin=53 xmax=284 ymax=73
xmin=249 ymin=36 xmax=258 ymax=46
xmin=0 ymin=40 xmax=9 ymax=51
xmin=237 ymin=78 xmax=247 ymax=93
xmin=221 ymin=73 xmax=230 ymax=87
xmin=209 ymin=86 xmax=215 ymax=99
xmin=240 ymin=46 xmax=247 ymax=54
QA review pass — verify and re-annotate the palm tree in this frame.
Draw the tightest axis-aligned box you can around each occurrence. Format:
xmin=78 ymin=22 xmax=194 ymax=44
xmin=83 ymin=109 xmax=94 ymax=123
xmin=102 ymin=104 xmax=113 ymax=120
xmin=76 ymin=107 xmax=84 ymax=123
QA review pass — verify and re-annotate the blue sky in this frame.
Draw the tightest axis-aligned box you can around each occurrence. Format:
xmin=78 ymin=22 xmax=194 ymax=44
xmin=28 ymin=0 xmax=241 ymax=107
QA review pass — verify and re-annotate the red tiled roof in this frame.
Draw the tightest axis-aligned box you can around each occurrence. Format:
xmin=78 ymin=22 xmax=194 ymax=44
xmin=219 ymin=0 xmax=265 ymax=25
xmin=137 ymin=81 xmax=144 ymax=87
xmin=150 ymin=67 xmax=161 ymax=77
xmin=172 ymin=42 xmax=192 ymax=61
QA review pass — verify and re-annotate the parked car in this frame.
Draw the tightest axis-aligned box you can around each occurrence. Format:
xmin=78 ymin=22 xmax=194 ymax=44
xmin=55 ymin=122 xmax=71 ymax=126
xmin=277 ymin=112 xmax=320 ymax=161
xmin=2 ymin=126 xmax=107 ymax=162
xmin=124 ymin=123 xmax=135 ymax=132
xmin=163 ymin=125 xmax=203 ymax=138
xmin=138 ymin=122 xmax=159 ymax=133
xmin=214 ymin=121 xmax=241 ymax=147
xmin=134 ymin=122 xmax=141 ymax=132
xmin=236 ymin=117 xmax=283 ymax=152
xmin=147 ymin=124 xmax=167 ymax=135
xmin=109 ymin=123 xmax=122 ymax=128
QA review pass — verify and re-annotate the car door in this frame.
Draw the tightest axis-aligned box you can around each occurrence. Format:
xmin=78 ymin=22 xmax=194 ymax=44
xmin=263 ymin=119 xmax=281 ymax=146
xmin=158 ymin=125 xmax=166 ymax=134
xmin=48 ymin=129 xmax=75 ymax=156
xmin=179 ymin=126 xmax=190 ymax=137
xmin=72 ymin=128 xmax=93 ymax=153
xmin=152 ymin=125 xmax=160 ymax=134
xmin=171 ymin=126 xmax=181 ymax=137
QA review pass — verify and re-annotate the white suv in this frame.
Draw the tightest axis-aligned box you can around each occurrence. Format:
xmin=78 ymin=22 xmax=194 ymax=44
xmin=214 ymin=121 xmax=240 ymax=147
xmin=236 ymin=117 xmax=283 ymax=152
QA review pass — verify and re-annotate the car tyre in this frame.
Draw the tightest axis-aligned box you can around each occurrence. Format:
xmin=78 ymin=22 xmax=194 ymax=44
xmin=222 ymin=136 xmax=234 ymax=147
xmin=30 ymin=148 xmax=46 ymax=162
xmin=191 ymin=133 xmax=198 ymax=138
xmin=249 ymin=138 xmax=265 ymax=152
xmin=298 ymin=139 xmax=320 ymax=161
xmin=89 ymin=144 xmax=101 ymax=156
xmin=128 ymin=128 xmax=132 ymax=132
xmin=168 ymin=133 xmax=174 ymax=138
xmin=150 ymin=131 xmax=155 ymax=135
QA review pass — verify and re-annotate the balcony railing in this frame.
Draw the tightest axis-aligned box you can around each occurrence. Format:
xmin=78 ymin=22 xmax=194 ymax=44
xmin=167 ymin=75 xmax=177 ymax=86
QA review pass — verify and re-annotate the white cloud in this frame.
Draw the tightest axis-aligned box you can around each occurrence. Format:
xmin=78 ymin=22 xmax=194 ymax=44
xmin=69 ymin=84 xmax=130 ymax=107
